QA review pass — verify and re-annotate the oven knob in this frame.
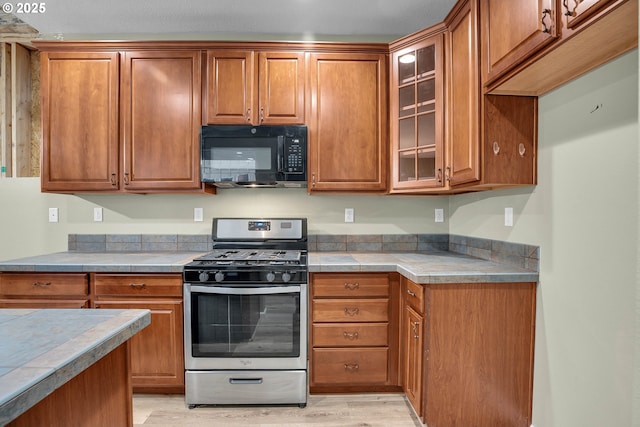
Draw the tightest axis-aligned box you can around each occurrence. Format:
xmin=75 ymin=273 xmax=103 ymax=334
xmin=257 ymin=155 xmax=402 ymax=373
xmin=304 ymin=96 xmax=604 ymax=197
xmin=282 ymin=272 xmax=292 ymax=283
xmin=214 ymin=271 xmax=225 ymax=282
xmin=198 ymin=271 xmax=209 ymax=282
xmin=266 ymin=272 xmax=276 ymax=282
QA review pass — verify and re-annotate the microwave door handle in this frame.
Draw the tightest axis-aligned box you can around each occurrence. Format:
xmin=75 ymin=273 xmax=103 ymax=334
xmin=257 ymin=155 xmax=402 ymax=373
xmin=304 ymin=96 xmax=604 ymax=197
xmin=189 ymin=285 xmax=301 ymax=295
xmin=277 ymin=136 xmax=285 ymax=173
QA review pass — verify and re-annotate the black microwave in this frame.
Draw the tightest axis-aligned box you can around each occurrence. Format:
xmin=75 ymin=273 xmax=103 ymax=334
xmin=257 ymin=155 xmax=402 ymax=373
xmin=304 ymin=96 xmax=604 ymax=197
xmin=200 ymin=125 xmax=307 ymax=188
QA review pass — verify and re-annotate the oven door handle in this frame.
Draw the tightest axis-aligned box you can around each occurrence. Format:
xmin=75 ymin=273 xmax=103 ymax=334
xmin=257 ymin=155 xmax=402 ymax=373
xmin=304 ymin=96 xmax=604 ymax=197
xmin=189 ymin=285 xmax=301 ymax=295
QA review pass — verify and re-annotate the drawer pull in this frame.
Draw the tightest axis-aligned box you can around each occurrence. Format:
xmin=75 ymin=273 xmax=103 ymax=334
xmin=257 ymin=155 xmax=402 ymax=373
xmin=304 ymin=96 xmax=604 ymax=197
xmin=343 ymin=363 xmax=359 ymax=371
xmin=129 ymin=283 xmax=147 ymax=289
xmin=343 ymin=331 xmax=359 ymax=340
xmin=407 ymin=289 xmax=416 ymax=297
xmin=32 ymin=281 xmax=51 ymax=287
xmin=344 ymin=307 xmax=360 ymax=316
xmin=412 ymin=321 xmax=420 ymax=339
xmin=343 ymin=282 xmax=360 ymax=290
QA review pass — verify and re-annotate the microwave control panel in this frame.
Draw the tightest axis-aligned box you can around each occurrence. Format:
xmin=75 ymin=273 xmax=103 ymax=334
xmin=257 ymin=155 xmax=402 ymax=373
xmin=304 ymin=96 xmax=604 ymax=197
xmin=285 ymin=138 xmax=305 ymax=174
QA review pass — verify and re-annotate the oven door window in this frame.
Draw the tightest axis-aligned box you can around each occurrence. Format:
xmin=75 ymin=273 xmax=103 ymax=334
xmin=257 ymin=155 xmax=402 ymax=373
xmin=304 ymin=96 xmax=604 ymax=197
xmin=190 ymin=289 xmax=300 ymax=358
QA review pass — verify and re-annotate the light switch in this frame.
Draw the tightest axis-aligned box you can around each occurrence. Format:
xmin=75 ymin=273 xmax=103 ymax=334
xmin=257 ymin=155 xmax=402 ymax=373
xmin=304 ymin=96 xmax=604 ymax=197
xmin=435 ymin=208 xmax=444 ymax=223
xmin=194 ymin=208 xmax=204 ymax=222
xmin=93 ymin=207 xmax=103 ymax=222
xmin=344 ymin=208 xmax=354 ymax=223
xmin=504 ymin=207 xmax=514 ymax=227
xmin=48 ymin=207 xmax=58 ymax=223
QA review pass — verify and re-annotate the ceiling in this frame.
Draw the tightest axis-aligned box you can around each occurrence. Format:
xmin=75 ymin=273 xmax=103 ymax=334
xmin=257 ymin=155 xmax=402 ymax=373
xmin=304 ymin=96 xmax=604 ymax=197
xmin=8 ymin=0 xmax=458 ymax=42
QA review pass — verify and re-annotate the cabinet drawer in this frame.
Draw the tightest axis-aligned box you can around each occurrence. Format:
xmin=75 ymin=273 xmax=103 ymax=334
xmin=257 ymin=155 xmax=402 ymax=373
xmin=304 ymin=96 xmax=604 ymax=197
xmin=311 ymin=348 xmax=388 ymax=384
xmin=94 ymin=274 xmax=182 ymax=297
xmin=312 ymin=299 xmax=389 ymax=322
xmin=312 ymin=273 xmax=390 ymax=297
xmin=312 ymin=323 xmax=388 ymax=347
xmin=405 ymin=279 xmax=425 ymax=314
xmin=0 ymin=273 xmax=89 ymax=296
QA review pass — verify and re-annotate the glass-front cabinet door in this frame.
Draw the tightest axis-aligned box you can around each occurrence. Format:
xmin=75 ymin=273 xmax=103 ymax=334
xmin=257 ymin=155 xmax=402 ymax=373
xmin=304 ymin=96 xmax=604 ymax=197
xmin=390 ymin=34 xmax=444 ymax=192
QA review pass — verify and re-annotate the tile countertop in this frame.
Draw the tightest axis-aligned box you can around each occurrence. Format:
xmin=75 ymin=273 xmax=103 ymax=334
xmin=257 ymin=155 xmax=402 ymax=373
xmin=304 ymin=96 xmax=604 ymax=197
xmin=0 ymin=250 xmax=538 ymax=283
xmin=0 ymin=251 xmax=207 ymax=273
xmin=309 ymin=251 xmax=539 ymax=284
xmin=0 ymin=308 xmax=151 ymax=425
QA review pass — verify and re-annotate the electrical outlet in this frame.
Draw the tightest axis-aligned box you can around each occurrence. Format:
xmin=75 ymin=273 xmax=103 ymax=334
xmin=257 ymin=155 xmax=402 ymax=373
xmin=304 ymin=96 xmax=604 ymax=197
xmin=194 ymin=207 xmax=204 ymax=222
xmin=48 ymin=207 xmax=58 ymax=223
xmin=344 ymin=208 xmax=354 ymax=223
xmin=93 ymin=207 xmax=103 ymax=222
xmin=435 ymin=208 xmax=444 ymax=223
xmin=505 ymin=207 xmax=514 ymax=227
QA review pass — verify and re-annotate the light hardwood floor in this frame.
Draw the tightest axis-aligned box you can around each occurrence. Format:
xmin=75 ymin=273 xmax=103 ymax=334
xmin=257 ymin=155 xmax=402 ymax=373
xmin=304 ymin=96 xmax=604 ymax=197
xmin=133 ymin=393 xmax=421 ymax=426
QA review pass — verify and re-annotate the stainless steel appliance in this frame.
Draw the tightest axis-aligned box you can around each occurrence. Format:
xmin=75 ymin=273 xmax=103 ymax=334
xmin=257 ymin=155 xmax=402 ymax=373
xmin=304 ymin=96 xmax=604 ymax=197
xmin=200 ymin=125 xmax=307 ymax=188
xmin=183 ymin=218 xmax=308 ymax=407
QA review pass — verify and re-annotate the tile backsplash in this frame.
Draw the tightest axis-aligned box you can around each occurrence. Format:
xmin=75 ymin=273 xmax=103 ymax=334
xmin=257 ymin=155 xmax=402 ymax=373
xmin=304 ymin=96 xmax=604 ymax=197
xmin=68 ymin=233 xmax=539 ymax=272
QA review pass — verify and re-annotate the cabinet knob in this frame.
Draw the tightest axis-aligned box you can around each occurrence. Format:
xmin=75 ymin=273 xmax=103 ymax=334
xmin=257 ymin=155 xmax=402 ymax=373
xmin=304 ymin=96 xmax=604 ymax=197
xmin=519 ymin=143 xmax=526 ymax=157
xmin=124 ymin=172 xmax=130 ymax=185
xmin=246 ymin=108 xmax=251 ymax=122
xmin=343 ymin=331 xmax=359 ymax=340
xmin=344 ymin=307 xmax=360 ymax=316
xmin=493 ymin=141 xmax=500 ymax=155
xmin=343 ymin=363 xmax=359 ymax=371
xmin=259 ymin=107 xmax=264 ymax=123
xmin=407 ymin=289 xmax=416 ymax=297
xmin=110 ymin=173 xmax=117 ymax=186
xmin=343 ymin=282 xmax=360 ymax=290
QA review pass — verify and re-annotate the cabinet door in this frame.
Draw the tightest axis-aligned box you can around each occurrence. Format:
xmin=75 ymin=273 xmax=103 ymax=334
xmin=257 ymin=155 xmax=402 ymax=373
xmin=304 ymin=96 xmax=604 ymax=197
xmin=40 ymin=52 xmax=119 ymax=191
xmin=308 ymin=53 xmax=387 ymax=192
xmin=94 ymin=299 xmax=184 ymax=392
xmin=205 ymin=50 xmax=256 ymax=124
xmin=562 ymin=0 xmax=616 ymax=30
xmin=390 ymin=35 xmax=444 ymax=192
xmin=447 ymin=0 xmax=481 ymax=187
xmin=403 ymin=305 xmax=424 ymax=417
xmin=481 ymin=0 xmax=557 ymax=85
xmin=258 ymin=52 xmax=305 ymax=124
xmin=121 ymin=51 xmax=202 ymax=191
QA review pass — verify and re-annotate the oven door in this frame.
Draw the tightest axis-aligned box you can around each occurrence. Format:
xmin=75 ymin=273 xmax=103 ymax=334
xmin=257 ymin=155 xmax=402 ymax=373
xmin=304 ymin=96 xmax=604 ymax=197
xmin=184 ymin=283 xmax=307 ymax=370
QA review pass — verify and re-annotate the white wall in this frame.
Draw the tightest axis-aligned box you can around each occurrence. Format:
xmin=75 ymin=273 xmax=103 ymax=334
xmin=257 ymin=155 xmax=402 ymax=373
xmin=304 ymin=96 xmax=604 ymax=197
xmin=449 ymin=50 xmax=639 ymax=427
xmin=0 ymin=179 xmax=447 ymax=260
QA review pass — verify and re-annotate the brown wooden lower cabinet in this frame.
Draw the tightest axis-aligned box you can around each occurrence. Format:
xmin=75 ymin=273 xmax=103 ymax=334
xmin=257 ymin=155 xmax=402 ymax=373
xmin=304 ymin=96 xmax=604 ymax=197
xmin=310 ymin=274 xmax=536 ymax=427
xmin=0 ymin=273 xmax=89 ymax=308
xmin=309 ymin=272 xmax=400 ymax=393
xmin=94 ymin=274 xmax=185 ymax=394
xmin=415 ymin=280 xmax=536 ymax=427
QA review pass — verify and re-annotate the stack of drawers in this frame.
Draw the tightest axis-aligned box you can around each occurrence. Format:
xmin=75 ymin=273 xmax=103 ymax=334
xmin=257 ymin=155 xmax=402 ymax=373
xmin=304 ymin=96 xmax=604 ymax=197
xmin=309 ymin=273 xmax=397 ymax=392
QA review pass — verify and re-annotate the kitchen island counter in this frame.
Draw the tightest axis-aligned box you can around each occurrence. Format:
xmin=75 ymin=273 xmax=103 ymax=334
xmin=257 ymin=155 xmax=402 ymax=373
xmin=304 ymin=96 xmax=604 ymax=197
xmin=0 ymin=308 xmax=150 ymax=426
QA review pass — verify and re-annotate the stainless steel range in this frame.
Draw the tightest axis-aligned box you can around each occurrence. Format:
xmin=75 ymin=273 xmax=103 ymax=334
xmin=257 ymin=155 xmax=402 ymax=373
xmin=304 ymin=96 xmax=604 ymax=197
xmin=183 ymin=218 xmax=308 ymax=408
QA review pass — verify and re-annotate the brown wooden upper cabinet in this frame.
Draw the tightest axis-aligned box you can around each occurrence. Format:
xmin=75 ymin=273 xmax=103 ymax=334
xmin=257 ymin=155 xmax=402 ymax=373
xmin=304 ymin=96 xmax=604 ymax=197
xmin=40 ymin=51 xmax=120 ymax=192
xmin=307 ymin=52 xmax=388 ymax=192
xmin=205 ymin=50 xmax=305 ymax=125
xmin=120 ymin=51 xmax=202 ymax=191
xmin=483 ymin=0 xmax=637 ymax=95
xmin=389 ymin=33 xmax=445 ymax=193
xmin=480 ymin=0 xmax=558 ymax=87
xmin=39 ymin=47 xmax=204 ymax=193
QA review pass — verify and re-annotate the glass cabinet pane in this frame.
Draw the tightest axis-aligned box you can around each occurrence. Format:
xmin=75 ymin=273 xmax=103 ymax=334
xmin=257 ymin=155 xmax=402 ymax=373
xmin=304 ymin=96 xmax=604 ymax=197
xmin=416 ymin=45 xmax=435 ymax=77
xmin=417 ymin=149 xmax=436 ymax=180
xmin=399 ymin=151 xmax=416 ymax=182
xmin=398 ymin=52 xmax=416 ymax=84
xmin=417 ymin=113 xmax=435 ymax=148
xmin=399 ymin=85 xmax=415 ymax=118
xmin=417 ymin=79 xmax=435 ymax=113
xmin=399 ymin=117 xmax=415 ymax=150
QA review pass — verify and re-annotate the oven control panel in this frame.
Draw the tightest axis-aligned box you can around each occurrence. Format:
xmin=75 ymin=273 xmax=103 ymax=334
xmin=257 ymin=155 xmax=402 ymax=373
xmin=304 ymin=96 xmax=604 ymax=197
xmin=248 ymin=221 xmax=271 ymax=231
